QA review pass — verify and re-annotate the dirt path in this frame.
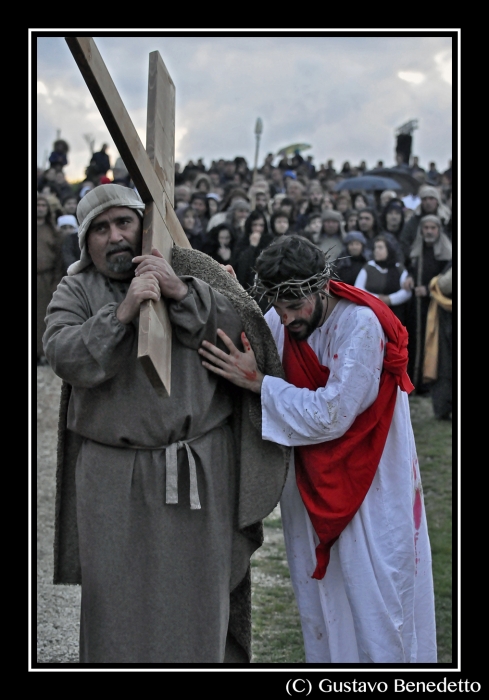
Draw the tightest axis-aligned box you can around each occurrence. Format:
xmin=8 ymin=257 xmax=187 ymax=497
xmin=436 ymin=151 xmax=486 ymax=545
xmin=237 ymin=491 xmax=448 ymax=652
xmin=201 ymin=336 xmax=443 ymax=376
xmin=36 ymin=366 xmax=80 ymax=663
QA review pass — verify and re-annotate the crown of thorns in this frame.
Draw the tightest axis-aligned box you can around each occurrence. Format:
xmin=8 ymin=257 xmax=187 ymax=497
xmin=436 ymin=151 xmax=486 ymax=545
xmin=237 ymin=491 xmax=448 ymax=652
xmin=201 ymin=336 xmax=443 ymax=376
xmin=249 ymin=260 xmax=337 ymax=306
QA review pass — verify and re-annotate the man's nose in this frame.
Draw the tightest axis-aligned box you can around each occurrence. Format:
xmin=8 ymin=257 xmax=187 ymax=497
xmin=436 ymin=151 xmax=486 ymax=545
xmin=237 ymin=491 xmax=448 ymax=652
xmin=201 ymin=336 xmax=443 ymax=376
xmin=108 ymin=224 xmax=124 ymax=242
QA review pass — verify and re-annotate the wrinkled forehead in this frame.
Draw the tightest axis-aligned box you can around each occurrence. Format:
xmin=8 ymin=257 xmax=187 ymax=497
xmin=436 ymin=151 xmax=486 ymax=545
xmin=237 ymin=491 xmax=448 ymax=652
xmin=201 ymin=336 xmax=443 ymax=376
xmin=90 ymin=205 xmax=138 ymax=227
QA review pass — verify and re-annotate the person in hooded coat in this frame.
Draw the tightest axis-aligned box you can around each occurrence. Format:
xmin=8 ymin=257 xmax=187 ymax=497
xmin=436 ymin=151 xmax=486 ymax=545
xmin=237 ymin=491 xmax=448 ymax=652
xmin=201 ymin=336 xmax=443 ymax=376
xmin=233 ymin=211 xmax=273 ymax=293
xmin=403 ymin=215 xmax=452 ymax=394
xmin=202 ymin=222 xmax=237 ymax=266
xmin=335 ymin=230 xmax=371 ymax=286
xmin=399 ymin=185 xmax=451 ymax=261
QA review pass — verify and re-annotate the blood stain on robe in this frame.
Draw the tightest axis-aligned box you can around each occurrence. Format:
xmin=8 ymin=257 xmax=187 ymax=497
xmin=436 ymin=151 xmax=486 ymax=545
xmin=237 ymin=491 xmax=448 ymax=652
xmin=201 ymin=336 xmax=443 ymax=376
xmin=413 ymin=484 xmax=423 ymax=574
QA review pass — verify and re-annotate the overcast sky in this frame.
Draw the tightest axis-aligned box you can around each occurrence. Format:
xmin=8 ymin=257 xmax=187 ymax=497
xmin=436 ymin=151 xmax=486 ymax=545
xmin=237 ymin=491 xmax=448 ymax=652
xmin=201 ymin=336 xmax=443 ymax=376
xmin=34 ymin=31 xmax=455 ymax=183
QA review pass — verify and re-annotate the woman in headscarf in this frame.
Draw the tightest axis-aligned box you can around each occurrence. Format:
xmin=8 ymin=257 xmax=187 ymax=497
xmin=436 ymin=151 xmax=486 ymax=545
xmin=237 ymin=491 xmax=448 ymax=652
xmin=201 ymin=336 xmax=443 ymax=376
xmin=354 ymin=234 xmax=412 ymax=325
xmin=380 ymin=198 xmax=405 ymax=242
xmin=269 ymin=209 xmax=291 ymax=237
xmin=175 ymin=205 xmax=205 ymax=250
xmin=223 ymin=198 xmax=251 ymax=243
xmin=201 ymin=222 xmax=237 ymax=265
xmin=335 ymin=230 xmax=371 ymax=286
xmin=233 ymin=211 xmax=273 ymax=306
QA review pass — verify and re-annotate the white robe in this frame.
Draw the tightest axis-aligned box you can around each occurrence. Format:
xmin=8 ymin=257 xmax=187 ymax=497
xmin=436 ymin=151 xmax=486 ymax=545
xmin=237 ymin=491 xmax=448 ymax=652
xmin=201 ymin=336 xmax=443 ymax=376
xmin=261 ymin=299 xmax=437 ymax=664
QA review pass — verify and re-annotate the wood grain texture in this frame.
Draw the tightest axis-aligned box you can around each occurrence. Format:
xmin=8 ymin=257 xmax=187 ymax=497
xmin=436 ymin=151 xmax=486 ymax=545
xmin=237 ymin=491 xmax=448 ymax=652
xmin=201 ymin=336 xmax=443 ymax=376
xmin=138 ymin=202 xmax=173 ymax=397
xmin=146 ymin=51 xmax=175 ymax=207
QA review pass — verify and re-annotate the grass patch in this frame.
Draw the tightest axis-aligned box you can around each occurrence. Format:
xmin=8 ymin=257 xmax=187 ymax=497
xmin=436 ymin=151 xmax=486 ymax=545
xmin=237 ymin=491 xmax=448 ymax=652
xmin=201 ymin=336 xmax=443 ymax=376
xmin=251 ymin=395 xmax=453 ymax=664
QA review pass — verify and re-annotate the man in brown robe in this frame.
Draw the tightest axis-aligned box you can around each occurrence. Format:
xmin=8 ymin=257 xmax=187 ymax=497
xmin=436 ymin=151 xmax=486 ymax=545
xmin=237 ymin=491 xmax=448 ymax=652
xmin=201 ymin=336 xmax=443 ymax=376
xmin=43 ymin=184 xmax=287 ymax=664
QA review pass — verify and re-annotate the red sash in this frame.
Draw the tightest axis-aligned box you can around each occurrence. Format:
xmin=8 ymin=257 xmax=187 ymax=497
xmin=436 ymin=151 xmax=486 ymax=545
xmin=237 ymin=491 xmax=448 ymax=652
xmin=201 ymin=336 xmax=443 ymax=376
xmin=282 ymin=281 xmax=414 ymax=579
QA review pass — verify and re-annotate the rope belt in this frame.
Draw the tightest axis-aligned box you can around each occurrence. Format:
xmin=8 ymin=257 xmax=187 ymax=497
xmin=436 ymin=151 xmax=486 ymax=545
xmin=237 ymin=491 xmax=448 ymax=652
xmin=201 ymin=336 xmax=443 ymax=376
xmin=165 ymin=440 xmax=200 ymax=510
xmin=112 ymin=423 xmax=228 ymax=511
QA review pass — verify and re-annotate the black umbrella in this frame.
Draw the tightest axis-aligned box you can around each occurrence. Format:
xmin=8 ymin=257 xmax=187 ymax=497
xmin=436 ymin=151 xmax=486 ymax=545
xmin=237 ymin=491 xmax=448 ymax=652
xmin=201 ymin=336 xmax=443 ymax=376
xmin=364 ymin=167 xmax=421 ymax=195
xmin=333 ymin=175 xmax=402 ymax=192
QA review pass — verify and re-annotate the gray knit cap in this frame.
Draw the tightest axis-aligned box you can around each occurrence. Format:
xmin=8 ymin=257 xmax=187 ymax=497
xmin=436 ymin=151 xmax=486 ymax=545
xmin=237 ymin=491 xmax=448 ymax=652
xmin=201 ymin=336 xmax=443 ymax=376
xmin=418 ymin=185 xmax=440 ymax=203
xmin=344 ymin=230 xmax=367 ymax=245
xmin=420 ymin=214 xmax=441 ymax=228
xmin=321 ymin=209 xmax=343 ymax=222
xmin=68 ymin=184 xmax=146 ymax=275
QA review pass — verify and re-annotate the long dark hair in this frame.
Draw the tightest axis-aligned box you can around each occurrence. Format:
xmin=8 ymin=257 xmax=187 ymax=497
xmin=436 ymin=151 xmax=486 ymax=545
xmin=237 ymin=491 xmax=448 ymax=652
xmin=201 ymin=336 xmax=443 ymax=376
xmin=244 ymin=210 xmax=269 ymax=237
xmin=270 ymin=209 xmax=290 ymax=235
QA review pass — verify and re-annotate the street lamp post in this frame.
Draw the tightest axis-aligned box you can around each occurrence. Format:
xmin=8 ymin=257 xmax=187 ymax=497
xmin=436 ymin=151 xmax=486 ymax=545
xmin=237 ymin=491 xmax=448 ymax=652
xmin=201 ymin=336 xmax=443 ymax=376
xmin=253 ymin=117 xmax=263 ymax=184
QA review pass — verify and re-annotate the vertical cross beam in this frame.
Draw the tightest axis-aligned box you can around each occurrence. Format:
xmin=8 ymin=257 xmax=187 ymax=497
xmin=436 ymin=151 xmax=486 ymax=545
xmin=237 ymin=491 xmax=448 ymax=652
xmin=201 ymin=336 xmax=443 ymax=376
xmin=65 ymin=37 xmax=191 ymax=397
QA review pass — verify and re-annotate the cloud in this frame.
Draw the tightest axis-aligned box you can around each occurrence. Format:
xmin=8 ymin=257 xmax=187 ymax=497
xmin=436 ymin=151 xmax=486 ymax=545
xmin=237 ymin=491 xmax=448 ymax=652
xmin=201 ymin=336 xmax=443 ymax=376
xmin=398 ymin=72 xmax=426 ymax=85
xmin=35 ymin=33 xmax=455 ymax=182
xmin=434 ymin=50 xmax=452 ymax=85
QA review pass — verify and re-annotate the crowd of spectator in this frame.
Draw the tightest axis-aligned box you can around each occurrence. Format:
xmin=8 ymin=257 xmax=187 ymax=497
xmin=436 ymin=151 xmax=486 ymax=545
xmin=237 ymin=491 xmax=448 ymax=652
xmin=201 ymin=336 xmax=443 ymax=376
xmin=37 ymin=140 xmax=453 ymax=421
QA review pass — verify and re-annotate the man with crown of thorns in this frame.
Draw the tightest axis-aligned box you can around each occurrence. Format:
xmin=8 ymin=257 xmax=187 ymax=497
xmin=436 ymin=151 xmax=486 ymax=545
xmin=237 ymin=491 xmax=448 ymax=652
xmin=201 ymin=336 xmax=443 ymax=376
xmin=199 ymin=234 xmax=437 ymax=664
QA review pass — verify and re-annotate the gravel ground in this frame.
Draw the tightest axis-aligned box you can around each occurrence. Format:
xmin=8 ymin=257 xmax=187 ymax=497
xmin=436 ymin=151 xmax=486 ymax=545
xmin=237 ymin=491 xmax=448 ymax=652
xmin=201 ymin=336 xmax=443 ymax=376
xmin=36 ymin=366 xmax=80 ymax=664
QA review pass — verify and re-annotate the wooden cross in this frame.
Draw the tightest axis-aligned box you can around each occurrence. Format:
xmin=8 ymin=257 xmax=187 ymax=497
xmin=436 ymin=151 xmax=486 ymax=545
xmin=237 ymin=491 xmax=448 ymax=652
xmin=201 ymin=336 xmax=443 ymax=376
xmin=65 ymin=36 xmax=192 ymax=397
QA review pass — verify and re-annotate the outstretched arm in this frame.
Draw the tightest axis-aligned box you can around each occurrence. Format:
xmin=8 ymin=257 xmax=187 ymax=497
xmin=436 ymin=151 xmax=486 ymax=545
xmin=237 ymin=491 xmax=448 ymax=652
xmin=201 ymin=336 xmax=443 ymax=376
xmin=199 ymin=329 xmax=264 ymax=393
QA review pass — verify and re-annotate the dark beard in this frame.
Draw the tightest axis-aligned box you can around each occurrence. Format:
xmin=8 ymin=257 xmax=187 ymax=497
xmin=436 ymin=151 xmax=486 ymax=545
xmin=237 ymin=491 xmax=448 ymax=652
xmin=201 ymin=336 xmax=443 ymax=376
xmin=105 ymin=243 xmax=136 ymax=274
xmin=287 ymin=294 xmax=324 ymax=341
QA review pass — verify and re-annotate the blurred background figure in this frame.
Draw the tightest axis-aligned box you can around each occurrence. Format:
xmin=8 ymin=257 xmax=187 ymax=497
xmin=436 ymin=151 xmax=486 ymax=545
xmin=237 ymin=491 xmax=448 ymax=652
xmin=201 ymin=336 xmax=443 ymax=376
xmin=403 ymin=215 xmax=452 ymax=395
xmin=315 ymin=210 xmax=345 ymax=260
xmin=176 ymin=205 xmax=204 ymax=250
xmin=344 ymin=208 xmax=359 ymax=233
xmin=89 ymin=143 xmax=111 ymax=177
xmin=358 ymin=207 xmax=403 ymax=263
xmin=61 ymin=193 xmax=79 ymax=217
xmin=354 ymin=234 xmax=412 ymax=325
xmin=206 ymin=188 xmax=249 ymax=232
xmin=423 ymin=262 xmax=452 ymax=421
xmin=335 ymin=230 xmax=371 ymax=286
xmin=48 ymin=139 xmax=70 ymax=171
xmin=399 ymin=185 xmax=451 ymax=261
xmin=269 ymin=210 xmax=291 ymax=238
xmin=202 ymin=223 xmax=236 ymax=265
xmin=335 ymin=193 xmax=352 ymax=215
xmin=58 ymin=214 xmax=80 ymax=276
xmin=233 ymin=211 xmax=273 ymax=301
xmin=37 ymin=195 xmax=64 ymax=364
xmin=380 ymin=198 xmax=405 ymax=248
xmin=189 ymin=192 xmax=211 ymax=234
xmin=352 ymin=192 xmax=369 ymax=211
xmin=206 ymin=192 xmax=221 ymax=218
xmin=379 ymin=189 xmax=398 ymax=210
xmin=302 ymin=212 xmax=323 ymax=243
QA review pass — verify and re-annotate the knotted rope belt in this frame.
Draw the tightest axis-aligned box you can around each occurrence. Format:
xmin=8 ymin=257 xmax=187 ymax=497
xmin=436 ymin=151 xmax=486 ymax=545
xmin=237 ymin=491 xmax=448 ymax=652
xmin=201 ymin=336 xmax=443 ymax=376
xmin=105 ymin=422 xmax=228 ymax=511
xmin=164 ymin=439 xmax=201 ymax=510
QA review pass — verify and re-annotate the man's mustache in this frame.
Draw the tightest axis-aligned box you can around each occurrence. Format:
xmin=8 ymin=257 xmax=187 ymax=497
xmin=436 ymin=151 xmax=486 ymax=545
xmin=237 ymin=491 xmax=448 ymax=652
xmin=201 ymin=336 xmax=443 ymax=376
xmin=106 ymin=244 xmax=134 ymax=257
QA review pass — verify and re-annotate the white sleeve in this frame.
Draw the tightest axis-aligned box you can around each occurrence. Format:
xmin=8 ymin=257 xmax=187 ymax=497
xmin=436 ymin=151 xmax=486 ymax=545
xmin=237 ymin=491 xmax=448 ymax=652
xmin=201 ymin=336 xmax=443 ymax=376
xmin=261 ymin=307 xmax=384 ymax=447
xmin=353 ymin=267 xmax=368 ymax=290
xmin=388 ymin=269 xmax=413 ymax=306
